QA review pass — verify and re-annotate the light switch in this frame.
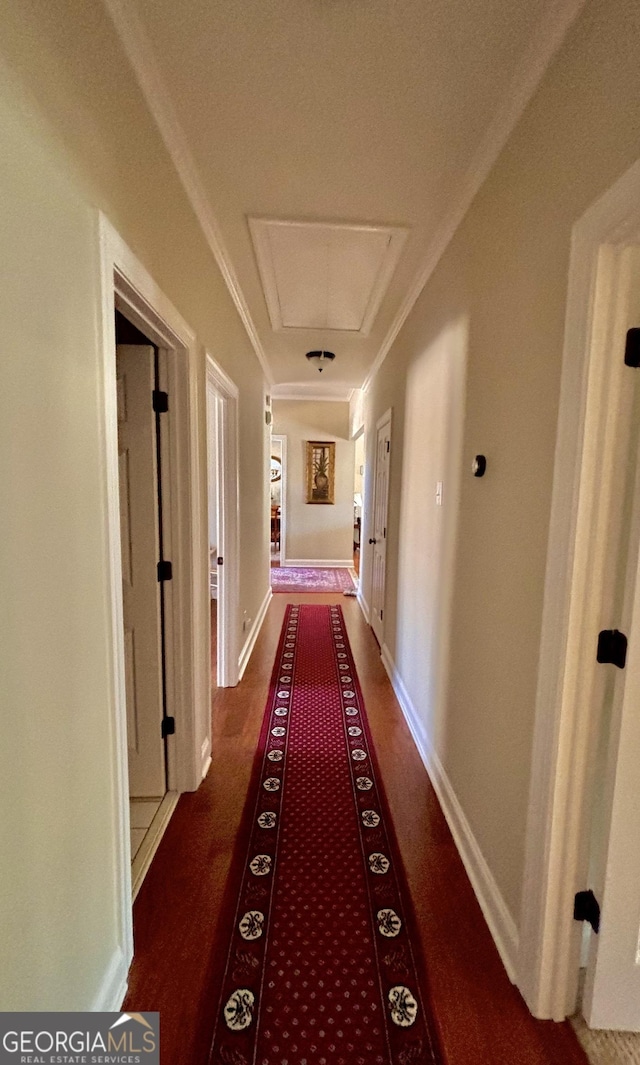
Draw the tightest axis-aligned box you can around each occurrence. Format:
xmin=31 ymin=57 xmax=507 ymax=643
xmin=436 ymin=481 xmax=443 ymax=506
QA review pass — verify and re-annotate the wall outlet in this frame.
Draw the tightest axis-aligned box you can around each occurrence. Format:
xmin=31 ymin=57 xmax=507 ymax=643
xmin=436 ymin=481 xmax=443 ymax=506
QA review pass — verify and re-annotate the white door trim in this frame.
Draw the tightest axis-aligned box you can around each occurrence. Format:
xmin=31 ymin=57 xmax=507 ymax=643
xmin=271 ymin=434 xmax=287 ymax=564
xmin=206 ymin=353 xmax=240 ymax=688
xmin=368 ymin=408 xmax=392 ymax=645
xmin=97 ymin=214 xmax=210 ymax=976
xmin=518 ymin=157 xmax=640 ymax=1020
xmin=354 ymin=425 xmax=370 ymax=621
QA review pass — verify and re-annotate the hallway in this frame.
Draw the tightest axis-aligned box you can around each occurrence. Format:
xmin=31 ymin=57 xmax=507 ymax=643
xmin=125 ymin=595 xmax=587 ymax=1065
xmin=4 ymin=0 xmax=640 ymax=1041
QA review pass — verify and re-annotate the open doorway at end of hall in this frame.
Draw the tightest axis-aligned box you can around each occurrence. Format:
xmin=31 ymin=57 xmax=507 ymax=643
xmin=114 ymin=310 xmax=177 ymax=899
xmin=270 ymin=436 xmax=285 ymax=569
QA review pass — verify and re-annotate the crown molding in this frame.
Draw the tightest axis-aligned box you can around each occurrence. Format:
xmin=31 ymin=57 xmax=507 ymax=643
xmin=362 ymin=0 xmax=588 ymax=393
xmin=271 ymin=385 xmax=355 ymax=403
xmin=103 ymin=0 xmax=274 ymax=386
xmin=105 ymin=0 xmax=585 ymax=398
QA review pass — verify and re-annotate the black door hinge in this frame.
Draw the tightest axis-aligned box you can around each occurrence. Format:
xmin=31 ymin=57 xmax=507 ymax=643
xmin=624 ymin=328 xmax=640 ymax=368
xmin=380 ymin=609 xmax=384 ymax=620
xmin=161 ymin=716 xmax=175 ymax=738
xmin=597 ymin=629 xmax=627 ymax=669
xmin=574 ymin=889 xmax=600 ymax=933
xmin=217 ymin=556 xmax=223 ymax=566
xmin=157 ymin=560 xmax=173 ymax=582
xmin=152 ymin=390 xmax=169 ymax=413
xmin=386 ymin=440 xmax=390 ymax=453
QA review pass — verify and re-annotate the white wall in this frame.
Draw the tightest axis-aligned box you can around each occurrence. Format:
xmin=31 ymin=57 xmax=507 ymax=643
xmin=0 ymin=0 xmax=271 ymax=1009
xmin=0 ymin=62 xmax=127 ymax=1011
xmin=272 ymin=400 xmax=354 ymax=564
xmin=361 ymin=0 xmax=640 ymax=975
xmin=390 ymin=320 xmax=467 ymax=746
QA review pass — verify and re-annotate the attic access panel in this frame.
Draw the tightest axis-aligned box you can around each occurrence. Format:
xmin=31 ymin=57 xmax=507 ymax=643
xmin=249 ymin=217 xmax=407 ymax=336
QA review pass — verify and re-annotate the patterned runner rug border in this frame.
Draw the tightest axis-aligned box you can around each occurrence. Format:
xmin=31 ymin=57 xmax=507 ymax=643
xmin=205 ymin=605 xmax=444 ymax=1065
xmin=202 ymin=607 xmax=295 ymax=1059
xmin=338 ymin=606 xmax=444 ymax=1064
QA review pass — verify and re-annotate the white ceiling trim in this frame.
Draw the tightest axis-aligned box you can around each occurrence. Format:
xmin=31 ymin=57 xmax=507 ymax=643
xmin=249 ymin=217 xmax=408 ymax=336
xmin=272 ymin=384 xmax=355 ymax=403
xmin=105 ymin=0 xmax=586 ymax=396
xmin=362 ymin=0 xmax=588 ymax=392
xmin=102 ymin=0 xmax=274 ymax=386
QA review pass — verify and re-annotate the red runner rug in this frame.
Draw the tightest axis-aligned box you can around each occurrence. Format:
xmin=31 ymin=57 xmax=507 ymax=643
xmin=270 ymin=567 xmax=356 ymax=594
xmin=208 ymin=605 xmax=442 ymax=1065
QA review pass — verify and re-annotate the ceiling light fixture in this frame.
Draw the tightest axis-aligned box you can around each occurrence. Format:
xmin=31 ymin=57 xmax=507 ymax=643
xmin=306 ymin=350 xmax=336 ymax=373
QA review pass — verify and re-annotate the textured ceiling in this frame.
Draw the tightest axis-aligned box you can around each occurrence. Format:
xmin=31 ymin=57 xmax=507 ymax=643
xmin=117 ymin=0 xmax=579 ymax=394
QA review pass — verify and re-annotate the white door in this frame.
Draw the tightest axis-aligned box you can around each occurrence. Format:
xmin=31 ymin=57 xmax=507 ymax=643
xmin=582 ymin=256 xmax=640 ymax=1030
xmin=370 ymin=414 xmax=391 ymax=646
xmin=117 ymin=344 xmax=166 ymax=798
xmin=583 ymin=536 xmax=640 ymax=1030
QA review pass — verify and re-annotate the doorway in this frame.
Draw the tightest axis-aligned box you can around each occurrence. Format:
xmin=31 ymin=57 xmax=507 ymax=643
xmin=270 ymin=435 xmax=287 ymax=568
xmin=112 ymin=315 xmax=171 ymax=898
xmin=369 ymin=410 xmax=391 ymax=646
xmin=98 ymin=216 xmax=211 ymax=986
xmin=353 ymin=429 xmax=365 ymax=579
xmin=206 ymin=354 xmax=240 ymax=689
xmin=519 ymin=158 xmax=640 ymax=1038
xmin=114 ymin=312 xmax=176 ymax=898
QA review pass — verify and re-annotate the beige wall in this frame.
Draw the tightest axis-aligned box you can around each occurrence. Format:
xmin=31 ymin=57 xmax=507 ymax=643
xmin=361 ymin=0 xmax=640 ymax=925
xmin=0 ymin=0 xmax=269 ymax=1010
xmin=272 ymin=401 xmax=354 ymax=563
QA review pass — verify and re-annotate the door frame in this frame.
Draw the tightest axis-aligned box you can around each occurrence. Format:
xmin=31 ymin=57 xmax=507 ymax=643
xmin=368 ymin=408 xmax=392 ymax=645
xmin=271 ymin=434 xmax=287 ymax=564
xmin=355 ymin=424 xmax=370 ymax=622
xmin=353 ymin=424 xmax=365 ymax=572
xmin=518 ymin=157 xmax=640 ymax=1021
xmin=206 ymin=353 xmax=240 ymax=688
xmin=97 ymin=215 xmax=210 ymax=975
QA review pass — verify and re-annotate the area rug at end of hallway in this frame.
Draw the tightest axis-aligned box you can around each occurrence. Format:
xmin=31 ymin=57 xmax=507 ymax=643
xmin=270 ymin=567 xmax=356 ymax=594
xmin=207 ymin=604 xmax=443 ymax=1065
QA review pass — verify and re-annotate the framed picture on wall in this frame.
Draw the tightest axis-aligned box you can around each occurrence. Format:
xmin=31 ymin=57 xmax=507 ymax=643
xmin=306 ymin=441 xmax=335 ymax=504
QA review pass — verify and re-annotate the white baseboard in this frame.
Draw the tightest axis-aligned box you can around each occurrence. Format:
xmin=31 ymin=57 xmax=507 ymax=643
xmin=380 ymin=643 xmax=520 ymax=984
xmin=92 ymin=945 xmax=130 ymax=1011
xmin=283 ymin=558 xmax=354 ymax=568
xmin=239 ymin=586 xmax=272 ymax=681
xmin=357 ymin=590 xmax=370 ymax=623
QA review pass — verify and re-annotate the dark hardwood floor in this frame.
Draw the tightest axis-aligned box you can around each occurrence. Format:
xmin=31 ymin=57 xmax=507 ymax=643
xmin=124 ymin=595 xmax=587 ymax=1065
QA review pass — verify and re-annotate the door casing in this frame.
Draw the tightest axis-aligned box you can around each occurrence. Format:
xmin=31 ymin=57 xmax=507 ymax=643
xmin=369 ymin=409 xmax=392 ymax=646
xmin=206 ymin=353 xmax=240 ymax=688
xmin=98 ymin=214 xmax=210 ymax=988
xmin=518 ymin=157 xmax=640 ymax=1021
